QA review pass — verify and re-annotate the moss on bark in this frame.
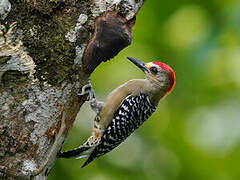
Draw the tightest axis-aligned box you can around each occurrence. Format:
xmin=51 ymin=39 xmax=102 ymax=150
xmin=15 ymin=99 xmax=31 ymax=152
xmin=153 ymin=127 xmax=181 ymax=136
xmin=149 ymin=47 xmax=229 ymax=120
xmin=6 ymin=0 xmax=81 ymax=86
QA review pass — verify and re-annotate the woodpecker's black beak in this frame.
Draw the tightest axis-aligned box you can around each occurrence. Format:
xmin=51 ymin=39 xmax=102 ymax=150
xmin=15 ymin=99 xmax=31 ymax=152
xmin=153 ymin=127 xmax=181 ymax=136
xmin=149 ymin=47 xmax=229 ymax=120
xmin=127 ymin=57 xmax=148 ymax=72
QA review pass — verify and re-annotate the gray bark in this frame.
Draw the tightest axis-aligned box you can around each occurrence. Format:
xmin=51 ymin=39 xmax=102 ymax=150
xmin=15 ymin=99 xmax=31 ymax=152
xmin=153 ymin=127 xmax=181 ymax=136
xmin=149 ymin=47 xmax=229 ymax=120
xmin=0 ymin=0 xmax=144 ymax=179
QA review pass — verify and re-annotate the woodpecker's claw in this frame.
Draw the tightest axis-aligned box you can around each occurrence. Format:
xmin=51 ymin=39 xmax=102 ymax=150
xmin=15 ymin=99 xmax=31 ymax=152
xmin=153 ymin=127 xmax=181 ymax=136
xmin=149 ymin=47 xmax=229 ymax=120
xmin=78 ymin=83 xmax=92 ymax=96
xmin=78 ymin=82 xmax=104 ymax=114
xmin=78 ymin=82 xmax=95 ymax=101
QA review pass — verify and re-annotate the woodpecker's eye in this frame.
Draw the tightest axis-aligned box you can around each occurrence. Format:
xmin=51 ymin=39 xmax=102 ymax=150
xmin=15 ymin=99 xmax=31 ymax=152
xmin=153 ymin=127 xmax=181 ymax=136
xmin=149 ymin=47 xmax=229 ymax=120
xmin=150 ymin=67 xmax=158 ymax=74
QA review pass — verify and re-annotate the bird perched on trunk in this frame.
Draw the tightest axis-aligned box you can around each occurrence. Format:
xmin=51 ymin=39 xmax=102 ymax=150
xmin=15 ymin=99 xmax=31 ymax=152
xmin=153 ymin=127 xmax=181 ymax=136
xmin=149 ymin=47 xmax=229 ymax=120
xmin=58 ymin=57 xmax=176 ymax=168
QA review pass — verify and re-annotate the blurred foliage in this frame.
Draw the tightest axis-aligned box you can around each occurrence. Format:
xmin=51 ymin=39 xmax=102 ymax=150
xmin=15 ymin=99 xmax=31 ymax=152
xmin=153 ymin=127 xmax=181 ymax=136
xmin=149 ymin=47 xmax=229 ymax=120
xmin=49 ymin=0 xmax=240 ymax=179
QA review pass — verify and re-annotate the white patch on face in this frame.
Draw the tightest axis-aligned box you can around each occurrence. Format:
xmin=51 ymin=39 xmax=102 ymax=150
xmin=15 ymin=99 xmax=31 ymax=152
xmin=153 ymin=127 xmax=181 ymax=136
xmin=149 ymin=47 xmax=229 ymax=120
xmin=147 ymin=62 xmax=161 ymax=70
xmin=145 ymin=62 xmax=171 ymax=90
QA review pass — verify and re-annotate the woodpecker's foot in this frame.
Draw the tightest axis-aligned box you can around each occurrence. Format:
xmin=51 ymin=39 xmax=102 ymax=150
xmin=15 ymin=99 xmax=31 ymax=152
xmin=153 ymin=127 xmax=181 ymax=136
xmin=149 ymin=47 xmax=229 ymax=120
xmin=78 ymin=82 xmax=95 ymax=101
xmin=78 ymin=82 xmax=104 ymax=114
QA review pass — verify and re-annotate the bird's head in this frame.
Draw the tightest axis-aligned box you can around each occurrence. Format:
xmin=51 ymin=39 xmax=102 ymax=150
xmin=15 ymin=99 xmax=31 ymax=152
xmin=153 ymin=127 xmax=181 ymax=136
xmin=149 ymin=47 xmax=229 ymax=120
xmin=127 ymin=57 xmax=176 ymax=94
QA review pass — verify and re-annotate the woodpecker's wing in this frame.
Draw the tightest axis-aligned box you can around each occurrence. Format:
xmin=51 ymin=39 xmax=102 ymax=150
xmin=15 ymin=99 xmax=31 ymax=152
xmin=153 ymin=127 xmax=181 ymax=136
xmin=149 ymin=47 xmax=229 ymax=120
xmin=81 ymin=93 xmax=156 ymax=168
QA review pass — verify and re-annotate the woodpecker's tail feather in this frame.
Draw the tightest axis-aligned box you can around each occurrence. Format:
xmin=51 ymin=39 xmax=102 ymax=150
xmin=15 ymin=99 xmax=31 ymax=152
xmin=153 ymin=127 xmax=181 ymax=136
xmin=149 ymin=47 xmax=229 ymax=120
xmin=57 ymin=146 xmax=90 ymax=159
xmin=80 ymin=147 xmax=101 ymax=168
xmin=80 ymin=154 xmax=95 ymax=168
xmin=58 ymin=145 xmax=96 ymax=168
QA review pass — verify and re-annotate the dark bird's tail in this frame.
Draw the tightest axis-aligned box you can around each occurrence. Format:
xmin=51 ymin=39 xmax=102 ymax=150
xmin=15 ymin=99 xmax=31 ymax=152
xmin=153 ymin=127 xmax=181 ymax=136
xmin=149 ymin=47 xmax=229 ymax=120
xmin=80 ymin=151 xmax=97 ymax=168
xmin=58 ymin=146 xmax=96 ymax=168
xmin=57 ymin=146 xmax=90 ymax=159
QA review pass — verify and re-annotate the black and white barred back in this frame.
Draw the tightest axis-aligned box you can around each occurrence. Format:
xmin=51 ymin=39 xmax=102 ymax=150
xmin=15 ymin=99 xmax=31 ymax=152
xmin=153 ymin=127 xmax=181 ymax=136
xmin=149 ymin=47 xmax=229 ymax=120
xmin=81 ymin=93 xmax=157 ymax=167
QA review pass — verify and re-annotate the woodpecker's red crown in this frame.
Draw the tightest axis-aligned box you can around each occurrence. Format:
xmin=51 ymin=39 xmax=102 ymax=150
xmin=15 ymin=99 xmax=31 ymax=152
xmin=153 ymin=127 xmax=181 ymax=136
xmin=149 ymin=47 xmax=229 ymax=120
xmin=152 ymin=61 xmax=176 ymax=93
xmin=127 ymin=57 xmax=176 ymax=93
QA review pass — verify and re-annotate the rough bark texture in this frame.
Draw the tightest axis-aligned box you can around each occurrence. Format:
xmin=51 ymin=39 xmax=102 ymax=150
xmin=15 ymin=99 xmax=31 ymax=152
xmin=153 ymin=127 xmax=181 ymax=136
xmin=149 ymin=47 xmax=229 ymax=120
xmin=0 ymin=0 xmax=144 ymax=179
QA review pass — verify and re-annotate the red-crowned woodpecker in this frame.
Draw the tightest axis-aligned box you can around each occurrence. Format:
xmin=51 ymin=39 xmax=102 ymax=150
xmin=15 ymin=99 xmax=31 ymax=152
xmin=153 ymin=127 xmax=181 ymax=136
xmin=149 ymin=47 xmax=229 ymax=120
xmin=58 ymin=57 xmax=176 ymax=168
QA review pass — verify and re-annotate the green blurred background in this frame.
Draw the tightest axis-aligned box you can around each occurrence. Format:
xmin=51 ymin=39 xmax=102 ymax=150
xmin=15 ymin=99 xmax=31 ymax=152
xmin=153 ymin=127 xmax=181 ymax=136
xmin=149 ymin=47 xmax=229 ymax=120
xmin=50 ymin=0 xmax=240 ymax=179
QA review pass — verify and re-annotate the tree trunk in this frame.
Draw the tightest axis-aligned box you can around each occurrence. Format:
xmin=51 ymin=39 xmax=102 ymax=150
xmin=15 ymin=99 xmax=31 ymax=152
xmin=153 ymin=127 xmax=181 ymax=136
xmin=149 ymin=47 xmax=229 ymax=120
xmin=0 ymin=0 xmax=144 ymax=179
